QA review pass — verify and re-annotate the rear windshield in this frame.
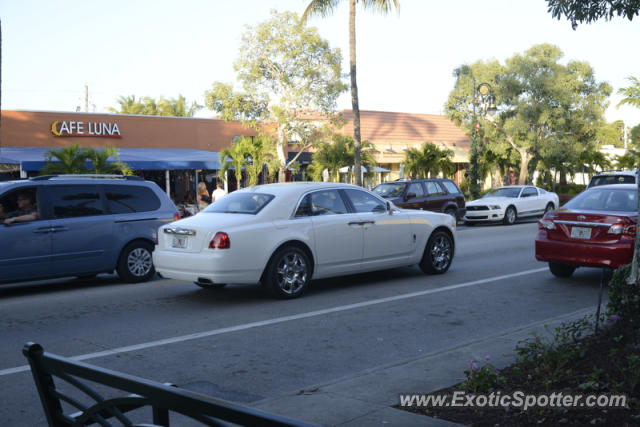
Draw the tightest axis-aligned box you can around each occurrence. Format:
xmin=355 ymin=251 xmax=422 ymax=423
xmin=373 ymin=183 xmax=406 ymax=198
xmin=589 ymin=175 xmax=635 ymax=187
xmin=202 ymin=192 xmax=274 ymax=214
xmin=563 ymin=188 xmax=637 ymax=212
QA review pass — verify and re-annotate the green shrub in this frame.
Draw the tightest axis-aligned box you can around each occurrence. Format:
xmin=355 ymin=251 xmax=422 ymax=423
xmin=607 ymin=264 xmax=640 ymax=331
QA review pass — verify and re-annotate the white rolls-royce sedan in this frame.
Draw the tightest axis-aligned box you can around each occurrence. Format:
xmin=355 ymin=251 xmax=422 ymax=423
xmin=153 ymin=182 xmax=456 ymax=299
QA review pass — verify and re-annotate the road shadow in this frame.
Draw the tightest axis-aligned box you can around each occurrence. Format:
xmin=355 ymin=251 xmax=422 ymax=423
xmin=0 ymin=274 xmax=144 ymax=298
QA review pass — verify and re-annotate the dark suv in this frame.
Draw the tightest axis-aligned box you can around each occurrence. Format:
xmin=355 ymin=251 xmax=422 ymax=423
xmin=373 ymin=178 xmax=466 ymax=220
xmin=0 ymin=175 xmax=178 ymax=285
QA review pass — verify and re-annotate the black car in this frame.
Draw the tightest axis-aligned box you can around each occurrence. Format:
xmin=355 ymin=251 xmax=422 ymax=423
xmin=373 ymin=178 xmax=466 ymax=220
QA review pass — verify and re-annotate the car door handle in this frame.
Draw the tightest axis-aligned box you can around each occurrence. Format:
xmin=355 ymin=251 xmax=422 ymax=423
xmin=348 ymin=221 xmax=365 ymax=226
xmin=50 ymin=226 xmax=69 ymax=233
xmin=361 ymin=220 xmax=375 ymax=225
xmin=33 ymin=227 xmax=53 ymax=234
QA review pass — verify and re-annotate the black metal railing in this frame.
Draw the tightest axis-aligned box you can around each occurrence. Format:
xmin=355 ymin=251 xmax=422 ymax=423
xmin=23 ymin=342 xmax=316 ymax=427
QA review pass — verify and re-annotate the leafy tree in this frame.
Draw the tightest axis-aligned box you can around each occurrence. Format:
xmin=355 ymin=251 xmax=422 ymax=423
xmin=108 ymin=94 xmax=201 ymax=117
xmin=446 ymin=44 xmax=611 ymax=186
xmin=307 ymin=133 xmax=375 ymax=182
xmin=85 ymin=147 xmax=132 ymax=175
xmin=43 ymin=145 xmax=132 ymax=175
xmin=219 ymin=139 xmax=251 ymax=190
xmin=546 ymin=0 xmax=639 ymax=29
xmin=242 ymin=135 xmax=277 ymax=186
xmin=617 ymin=76 xmax=640 ymax=109
xmin=403 ymin=143 xmax=454 ymax=179
xmin=205 ymin=10 xmax=347 ymax=183
xmin=302 ymin=0 xmax=400 ymax=187
xmin=42 ymin=144 xmax=90 ymax=174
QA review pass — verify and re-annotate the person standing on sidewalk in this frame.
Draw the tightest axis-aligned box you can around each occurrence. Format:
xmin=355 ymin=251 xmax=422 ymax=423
xmin=212 ymin=182 xmax=227 ymax=203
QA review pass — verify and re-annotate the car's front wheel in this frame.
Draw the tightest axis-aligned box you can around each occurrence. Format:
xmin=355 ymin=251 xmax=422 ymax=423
xmin=549 ymin=262 xmax=576 ymax=278
xmin=503 ymin=206 xmax=517 ymax=225
xmin=117 ymin=241 xmax=156 ymax=283
xmin=420 ymin=230 xmax=453 ymax=274
xmin=263 ymin=246 xmax=311 ymax=299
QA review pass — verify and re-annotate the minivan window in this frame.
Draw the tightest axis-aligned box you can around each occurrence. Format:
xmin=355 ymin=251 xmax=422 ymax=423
xmin=50 ymin=185 xmax=106 ymax=218
xmin=425 ymin=181 xmax=445 ymax=196
xmin=104 ymin=184 xmax=161 ymax=214
xmin=407 ymin=183 xmax=424 ymax=198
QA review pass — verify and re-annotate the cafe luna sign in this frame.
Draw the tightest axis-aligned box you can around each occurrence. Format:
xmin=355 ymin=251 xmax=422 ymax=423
xmin=51 ymin=120 xmax=121 ymax=138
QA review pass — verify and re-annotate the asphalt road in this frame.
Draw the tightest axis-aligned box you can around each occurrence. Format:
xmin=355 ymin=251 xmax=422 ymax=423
xmin=0 ymin=221 xmax=607 ymax=426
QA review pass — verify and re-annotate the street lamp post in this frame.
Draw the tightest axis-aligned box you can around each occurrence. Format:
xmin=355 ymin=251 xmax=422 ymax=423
xmin=469 ymin=80 xmax=496 ymax=199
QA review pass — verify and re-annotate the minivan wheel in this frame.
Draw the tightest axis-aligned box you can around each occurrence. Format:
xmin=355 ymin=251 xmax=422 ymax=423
xmin=420 ymin=230 xmax=453 ymax=274
xmin=117 ymin=241 xmax=156 ymax=283
xmin=549 ymin=262 xmax=576 ymax=278
xmin=263 ymin=246 xmax=311 ymax=299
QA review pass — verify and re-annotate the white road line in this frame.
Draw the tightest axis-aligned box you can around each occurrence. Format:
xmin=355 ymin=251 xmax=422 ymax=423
xmin=1 ymin=267 xmax=548 ymax=377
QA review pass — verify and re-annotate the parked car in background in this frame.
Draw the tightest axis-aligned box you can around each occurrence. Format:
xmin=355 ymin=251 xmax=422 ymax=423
xmin=535 ymin=184 xmax=637 ymax=277
xmin=464 ymin=185 xmax=559 ymax=225
xmin=587 ymin=170 xmax=637 ymax=188
xmin=372 ymin=178 xmax=466 ymax=221
xmin=154 ymin=182 xmax=456 ymax=299
xmin=0 ymin=175 xmax=179 ymax=285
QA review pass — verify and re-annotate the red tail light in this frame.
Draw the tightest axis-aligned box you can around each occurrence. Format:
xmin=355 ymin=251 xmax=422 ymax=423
xmin=608 ymin=220 xmax=636 ymax=236
xmin=209 ymin=232 xmax=230 ymax=249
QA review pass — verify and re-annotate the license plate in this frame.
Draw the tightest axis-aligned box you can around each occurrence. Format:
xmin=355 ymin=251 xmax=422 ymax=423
xmin=172 ymin=236 xmax=187 ymax=248
xmin=571 ymin=227 xmax=591 ymax=239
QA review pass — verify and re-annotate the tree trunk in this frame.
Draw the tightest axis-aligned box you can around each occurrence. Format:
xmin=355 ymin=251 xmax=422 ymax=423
xmin=349 ymin=0 xmax=362 ymax=187
xmin=518 ymin=149 xmax=532 ymax=185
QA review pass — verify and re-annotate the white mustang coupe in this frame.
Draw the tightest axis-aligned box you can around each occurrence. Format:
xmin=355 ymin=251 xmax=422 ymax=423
xmin=153 ymin=182 xmax=456 ymax=299
xmin=464 ymin=185 xmax=559 ymax=225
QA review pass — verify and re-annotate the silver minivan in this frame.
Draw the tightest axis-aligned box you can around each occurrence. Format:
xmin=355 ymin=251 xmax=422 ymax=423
xmin=0 ymin=175 xmax=178 ymax=284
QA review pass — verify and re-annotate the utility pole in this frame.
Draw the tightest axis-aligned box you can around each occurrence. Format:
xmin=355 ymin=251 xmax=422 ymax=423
xmin=84 ymin=85 xmax=89 ymax=112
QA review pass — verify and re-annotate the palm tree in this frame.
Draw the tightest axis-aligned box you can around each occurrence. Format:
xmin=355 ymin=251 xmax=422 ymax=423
xmin=107 ymin=95 xmax=146 ymax=115
xmin=302 ymin=0 xmax=399 ymax=187
xmin=219 ymin=139 xmax=251 ymax=190
xmin=158 ymin=94 xmax=202 ymax=117
xmin=308 ymin=133 xmax=375 ymax=182
xmin=403 ymin=143 xmax=454 ymax=179
xmin=86 ymin=147 xmax=132 ymax=175
xmin=42 ymin=144 xmax=91 ymax=174
xmin=617 ymin=76 xmax=640 ymax=109
xmin=241 ymin=135 xmax=277 ymax=186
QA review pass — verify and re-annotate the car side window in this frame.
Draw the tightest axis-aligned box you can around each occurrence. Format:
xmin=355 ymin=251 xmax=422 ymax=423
xmin=426 ymin=181 xmax=445 ymax=196
xmin=310 ymin=190 xmax=348 ymax=216
xmin=521 ymin=187 xmax=538 ymax=198
xmin=0 ymin=187 xmax=41 ymax=223
xmin=104 ymin=184 xmax=161 ymax=214
xmin=407 ymin=183 xmax=425 ymax=198
xmin=441 ymin=180 xmax=461 ymax=194
xmin=344 ymin=189 xmax=386 ymax=213
xmin=294 ymin=194 xmax=312 ymax=217
xmin=49 ymin=185 xmax=106 ymax=218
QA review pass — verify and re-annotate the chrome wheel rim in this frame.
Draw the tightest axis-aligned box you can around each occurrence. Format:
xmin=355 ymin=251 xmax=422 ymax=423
xmin=430 ymin=235 xmax=452 ymax=271
xmin=276 ymin=252 xmax=308 ymax=295
xmin=127 ymin=248 xmax=153 ymax=277
xmin=506 ymin=208 xmax=515 ymax=223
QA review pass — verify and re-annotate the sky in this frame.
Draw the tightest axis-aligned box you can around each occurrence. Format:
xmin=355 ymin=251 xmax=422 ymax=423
xmin=1 ymin=0 xmax=638 ymax=128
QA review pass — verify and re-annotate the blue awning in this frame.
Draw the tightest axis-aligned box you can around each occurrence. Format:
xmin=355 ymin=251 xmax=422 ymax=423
xmin=0 ymin=146 xmax=221 ymax=171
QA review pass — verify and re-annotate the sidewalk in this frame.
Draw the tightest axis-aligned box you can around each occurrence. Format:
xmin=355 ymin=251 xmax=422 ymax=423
xmin=253 ymin=306 xmax=598 ymax=426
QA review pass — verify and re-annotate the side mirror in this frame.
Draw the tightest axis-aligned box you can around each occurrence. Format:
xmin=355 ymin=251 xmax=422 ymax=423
xmin=386 ymin=201 xmax=393 ymax=215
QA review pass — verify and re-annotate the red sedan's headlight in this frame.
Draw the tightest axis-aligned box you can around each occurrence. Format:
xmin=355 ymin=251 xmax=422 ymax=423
xmin=209 ymin=232 xmax=230 ymax=249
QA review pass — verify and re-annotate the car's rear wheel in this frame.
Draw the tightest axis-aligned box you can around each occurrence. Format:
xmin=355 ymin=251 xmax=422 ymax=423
xmin=117 ymin=241 xmax=155 ymax=283
xmin=503 ymin=206 xmax=517 ymax=225
xmin=420 ymin=230 xmax=453 ymax=274
xmin=549 ymin=262 xmax=576 ymax=278
xmin=444 ymin=208 xmax=457 ymax=221
xmin=544 ymin=203 xmax=555 ymax=214
xmin=263 ymin=246 xmax=311 ymax=299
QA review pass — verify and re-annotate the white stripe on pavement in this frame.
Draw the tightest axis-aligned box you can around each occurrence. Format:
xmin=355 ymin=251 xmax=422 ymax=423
xmin=1 ymin=267 xmax=548 ymax=377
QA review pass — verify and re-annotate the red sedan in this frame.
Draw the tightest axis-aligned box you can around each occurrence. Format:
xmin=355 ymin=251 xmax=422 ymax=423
xmin=535 ymin=184 xmax=637 ymax=277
